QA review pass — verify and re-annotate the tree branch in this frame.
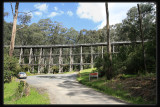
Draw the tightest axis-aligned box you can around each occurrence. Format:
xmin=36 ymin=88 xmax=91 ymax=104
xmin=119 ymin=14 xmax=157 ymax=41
xmin=16 ymin=25 xmax=25 ymax=31
xmin=18 ymin=9 xmax=38 ymax=14
xmin=10 ymin=2 xmax=14 ymax=17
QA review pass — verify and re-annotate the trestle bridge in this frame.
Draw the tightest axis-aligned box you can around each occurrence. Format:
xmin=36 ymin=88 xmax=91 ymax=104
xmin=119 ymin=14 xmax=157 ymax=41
xmin=4 ymin=41 xmax=144 ymax=74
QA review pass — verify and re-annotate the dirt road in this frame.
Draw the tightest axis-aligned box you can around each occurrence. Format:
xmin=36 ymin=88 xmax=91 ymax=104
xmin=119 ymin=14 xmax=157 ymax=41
xmin=24 ymin=73 xmax=128 ymax=104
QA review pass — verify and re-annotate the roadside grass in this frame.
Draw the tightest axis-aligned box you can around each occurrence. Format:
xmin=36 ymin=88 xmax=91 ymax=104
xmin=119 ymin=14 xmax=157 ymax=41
xmin=4 ymin=80 xmax=50 ymax=104
xmin=77 ymin=68 xmax=155 ymax=105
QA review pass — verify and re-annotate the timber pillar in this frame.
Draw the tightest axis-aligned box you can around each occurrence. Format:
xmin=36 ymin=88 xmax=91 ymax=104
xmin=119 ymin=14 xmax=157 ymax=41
xmin=59 ymin=48 xmax=63 ymax=73
xmin=80 ymin=46 xmax=83 ymax=70
xmin=38 ymin=48 xmax=43 ymax=74
xmin=28 ymin=48 xmax=34 ymax=73
xmin=112 ymin=45 xmax=115 ymax=53
xmin=102 ymin=46 xmax=104 ymax=58
xmin=69 ymin=47 xmax=73 ymax=72
xmin=19 ymin=48 xmax=23 ymax=64
xmin=48 ymin=48 xmax=53 ymax=74
xmin=91 ymin=46 xmax=93 ymax=68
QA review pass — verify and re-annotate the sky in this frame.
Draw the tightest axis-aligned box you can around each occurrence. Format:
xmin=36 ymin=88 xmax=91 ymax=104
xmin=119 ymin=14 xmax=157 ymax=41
xmin=4 ymin=2 xmax=141 ymax=31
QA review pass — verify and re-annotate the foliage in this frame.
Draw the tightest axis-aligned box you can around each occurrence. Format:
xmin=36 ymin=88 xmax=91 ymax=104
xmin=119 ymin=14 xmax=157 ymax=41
xmin=43 ymin=67 xmax=48 ymax=74
xmin=52 ymin=66 xmax=59 ymax=73
xmin=95 ymin=53 xmax=114 ymax=79
xmin=4 ymin=54 xmax=21 ymax=83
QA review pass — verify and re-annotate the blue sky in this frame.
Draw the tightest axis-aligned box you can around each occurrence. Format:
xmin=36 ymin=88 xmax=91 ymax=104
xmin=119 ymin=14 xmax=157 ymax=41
xmin=4 ymin=2 xmax=140 ymax=31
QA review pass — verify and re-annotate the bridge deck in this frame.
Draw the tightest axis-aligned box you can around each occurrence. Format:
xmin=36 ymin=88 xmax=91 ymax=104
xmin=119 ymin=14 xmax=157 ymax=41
xmin=4 ymin=41 xmax=144 ymax=49
xmin=20 ymin=63 xmax=91 ymax=66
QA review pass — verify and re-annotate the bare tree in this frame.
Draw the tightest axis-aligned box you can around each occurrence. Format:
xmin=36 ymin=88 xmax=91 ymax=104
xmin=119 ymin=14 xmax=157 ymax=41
xmin=105 ymin=2 xmax=112 ymax=80
xmin=9 ymin=2 xmax=19 ymax=57
xmin=137 ymin=4 xmax=147 ymax=72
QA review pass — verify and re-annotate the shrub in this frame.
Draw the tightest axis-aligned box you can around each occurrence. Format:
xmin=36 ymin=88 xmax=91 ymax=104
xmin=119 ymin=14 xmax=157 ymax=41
xmin=4 ymin=54 xmax=21 ymax=83
xmin=94 ymin=53 xmax=111 ymax=78
xmin=124 ymin=46 xmax=144 ymax=74
xmin=52 ymin=66 xmax=59 ymax=73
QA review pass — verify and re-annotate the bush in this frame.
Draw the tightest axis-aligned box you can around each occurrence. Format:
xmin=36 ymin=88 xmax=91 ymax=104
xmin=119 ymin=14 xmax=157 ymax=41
xmin=94 ymin=53 xmax=112 ymax=78
xmin=52 ymin=66 xmax=59 ymax=73
xmin=4 ymin=70 xmax=13 ymax=83
xmin=4 ymin=54 xmax=21 ymax=83
xmin=124 ymin=46 xmax=144 ymax=74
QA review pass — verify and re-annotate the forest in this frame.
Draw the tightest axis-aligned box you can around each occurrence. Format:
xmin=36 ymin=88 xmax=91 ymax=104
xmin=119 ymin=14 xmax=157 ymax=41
xmin=4 ymin=3 xmax=156 ymax=81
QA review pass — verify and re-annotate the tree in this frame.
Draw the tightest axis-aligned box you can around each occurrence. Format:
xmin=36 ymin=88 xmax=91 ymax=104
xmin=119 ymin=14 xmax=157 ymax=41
xmin=9 ymin=2 xmax=19 ymax=57
xmin=105 ymin=2 xmax=112 ymax=80
xmin=137 ymin=4 xmax=146 ymax=72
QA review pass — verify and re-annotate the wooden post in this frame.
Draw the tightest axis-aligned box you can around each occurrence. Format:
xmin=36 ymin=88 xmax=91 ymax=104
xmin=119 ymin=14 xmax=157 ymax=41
xmin=19 ymin=48 xmax=23 ymax=64
xmin=91 ymin=46 xmax=93 ymax=68
xmin=32 ymin=49 xmax=34 ymax=73
xmin=28 ymin=48 xmax=33 ymax=72
xmin=48 ymin=48 xmax=52 ymax=74
xmin=59 ymin=48 xmax=63 ymax=73
xmin=38 ymin=48 xmax=42 ymax=74
xmin=70 ymin=47 xmax=73 ymax=72
xmin=22 ymin=48 xmax=24 ymax=64
xmin=112 ymin=45 xmax=115 ymax=53
xmin=80 ymin=46 xmax=83 ymax=70
xmin=102 ymin=45 xmax=104 ymax=58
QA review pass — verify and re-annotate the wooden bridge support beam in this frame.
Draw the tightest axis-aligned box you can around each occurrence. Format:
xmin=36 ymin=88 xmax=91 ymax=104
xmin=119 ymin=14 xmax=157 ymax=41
xmin=91 ymin=46 xmax=93 ymax=69
xmin=38 ymin=48 xmax=43 ymax=74
xmin=28 ymin=48 xmax=34 ymax=73
xmin=19 ymin=48 xmax=23 ymax=64
xmin=112 ymin=45 xmax=115 ymax=53
xmin=102 ymin=46 xmax=104 ymax=58
xmin=80 ymin=46 xmax=83 ymax=70
xmin=48 ymin=48 xmax=52 ymax=74
xmin=69 ymin=47 xmax=73 ymax=72
xmin=59 ymin=48 xmax=63 ymax=73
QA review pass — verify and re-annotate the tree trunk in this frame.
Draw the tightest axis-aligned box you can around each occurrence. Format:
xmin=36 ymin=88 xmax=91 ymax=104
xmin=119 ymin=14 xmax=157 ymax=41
xmin=137 ymin=4 xmax=147 ymax=72
xmin=9 ymin=2 xmax=19 ymax=57
xmin=105 ymin=2 xmax=112 ymax=80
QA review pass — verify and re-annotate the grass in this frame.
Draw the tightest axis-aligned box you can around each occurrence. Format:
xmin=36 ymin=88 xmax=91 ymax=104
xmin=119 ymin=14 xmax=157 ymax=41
xmin=77 ymin=68 xmax=155 ymax=105
xmin=4 ymin=80 xmax=50 ymax=104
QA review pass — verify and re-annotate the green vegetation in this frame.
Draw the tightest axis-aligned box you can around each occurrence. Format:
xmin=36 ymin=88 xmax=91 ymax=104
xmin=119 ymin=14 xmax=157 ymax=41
xmin=3 ymin=53 xmax=21 ymax=83
xmin=77 ymin=68 xmax=156 ymax=104
xmin=4 ymin=80 xmax=50 ymax=104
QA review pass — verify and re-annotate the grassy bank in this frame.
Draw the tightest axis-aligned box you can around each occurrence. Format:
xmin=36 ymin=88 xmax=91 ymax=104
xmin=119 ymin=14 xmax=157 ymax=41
xmin=4 ymin=80 xmax=50 ymax=104
xmin=77 ymin=68 xmax=156 ymax=105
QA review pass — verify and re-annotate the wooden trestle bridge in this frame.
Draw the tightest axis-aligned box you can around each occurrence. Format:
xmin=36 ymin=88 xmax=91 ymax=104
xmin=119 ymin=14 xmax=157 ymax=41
xmin=4 ymin=41 xmax=145 ymax=74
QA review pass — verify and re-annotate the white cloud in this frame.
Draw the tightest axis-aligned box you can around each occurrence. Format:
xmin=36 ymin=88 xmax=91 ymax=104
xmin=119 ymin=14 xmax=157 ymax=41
xmin=76 ymin=2 xmax=137 ymax=29
xmin=54 ymin=6 xmax=58 ymax=11
xmin=34 ymin=11 xmax=42 ymax=16
xmin=47 ymin=11 xmax=64 ymax=18
xmin=67 ymin=11 xmax=73 ymax=16
xmin=77 ymin=3 xmax=105 ymax=23
xmin=34 ymin=3 xmax=48 ymax=12
xmin=48 ymin=12 xmax=58 ymax=17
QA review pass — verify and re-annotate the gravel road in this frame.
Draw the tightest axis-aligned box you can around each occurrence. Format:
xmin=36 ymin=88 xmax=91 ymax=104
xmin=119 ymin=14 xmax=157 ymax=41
xmin=23 ymin=72 xmax=129 ymax=105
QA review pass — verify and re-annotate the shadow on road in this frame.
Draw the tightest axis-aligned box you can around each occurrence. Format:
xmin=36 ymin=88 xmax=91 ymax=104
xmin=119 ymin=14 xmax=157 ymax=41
xmin=57 ymin=80 xmax=129 ymax=104
xmin=36 ymin=74 xmax=77 ymax=81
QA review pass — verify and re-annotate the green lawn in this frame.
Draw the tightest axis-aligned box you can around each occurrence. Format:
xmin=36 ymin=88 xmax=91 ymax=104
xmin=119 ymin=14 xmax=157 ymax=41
xmin=77 ymin=68 xmax=155 ymax=104
xmin=4 ymin=80 xmax=50 ymax=104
